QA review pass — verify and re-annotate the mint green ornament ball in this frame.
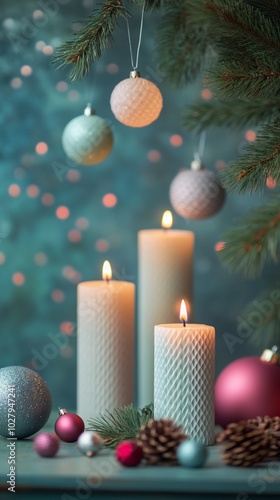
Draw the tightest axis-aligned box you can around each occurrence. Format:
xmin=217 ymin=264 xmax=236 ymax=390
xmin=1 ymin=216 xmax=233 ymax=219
xmin=62 ymin=111 xmax=113 ymax=166
xmin=177 ymin=440 xmax=208 ymax=468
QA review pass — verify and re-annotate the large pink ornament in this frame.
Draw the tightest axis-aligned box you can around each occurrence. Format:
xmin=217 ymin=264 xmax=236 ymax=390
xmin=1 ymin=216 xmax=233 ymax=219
xmin=215 ymin=347 xmax=280 ymax=428
xmin=110 ymin=71 xmax=163 ymax=128
xmin=54 ymin=408 xmax=84 ymax=442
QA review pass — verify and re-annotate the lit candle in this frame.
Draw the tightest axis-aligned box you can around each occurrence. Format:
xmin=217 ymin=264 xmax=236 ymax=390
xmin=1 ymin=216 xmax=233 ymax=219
xmin=137 ymin=211 xmax=194 ymax=407
xmin=77 ymin=261 xmax=135 ymax=424
xmin=154 ymin=300 xmax=215 ymax=445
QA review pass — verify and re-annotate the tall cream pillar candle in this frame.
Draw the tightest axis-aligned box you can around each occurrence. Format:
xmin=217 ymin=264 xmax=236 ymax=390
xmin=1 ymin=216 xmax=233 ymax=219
xmin=77 ymin=261 xmax=134 ymax=424
xmin=154 ymin=301 xmax=215 ymax=445
xmin=138 ymin=211 xmax=194 ymax=407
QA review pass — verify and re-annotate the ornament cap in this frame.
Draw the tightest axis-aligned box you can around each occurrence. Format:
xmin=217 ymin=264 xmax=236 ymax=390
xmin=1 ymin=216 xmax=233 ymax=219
xmin=191 ymin=159 xmax=204 ymax=171
xmin=84 ymin=104 xmax=96 ymax=116
xmin=58 ymin=407 xmax=68 ymax=416
xmin=260 ymin=346 xmax=279 ymax=365
xmin=129 ymin=70 xmax=141 ymax=79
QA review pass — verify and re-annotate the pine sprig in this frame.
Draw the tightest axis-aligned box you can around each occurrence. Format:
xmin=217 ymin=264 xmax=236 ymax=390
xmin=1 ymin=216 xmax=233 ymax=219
xmin=87 ymin=403 xmax=154 ymax=448
xmin=182 ymin=100 xmax=280 ymax=132
xmin=221 ymin=120 xmax=280 ymax=194
xmin=218 ymin=195 xmax=280 ymax=278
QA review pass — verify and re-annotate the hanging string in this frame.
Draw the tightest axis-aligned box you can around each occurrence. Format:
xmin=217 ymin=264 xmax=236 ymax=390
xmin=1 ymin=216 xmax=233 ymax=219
xmin=193 ymin=131 xmax=206 ymax=162
xmin=125 ymin=1 xmax=146 ymax=70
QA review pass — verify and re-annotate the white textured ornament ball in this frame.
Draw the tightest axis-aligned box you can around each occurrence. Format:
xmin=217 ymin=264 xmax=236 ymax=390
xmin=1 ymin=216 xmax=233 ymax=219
xmin=170 ymin=166 xmax=226 ymax=220
xmin=110 ymin=71 xmax=163 ymax=128
xmin=77 ymin=431 xmax=103 ymax=457
xmin=0 ymin=366 xmax=52 ymax=439
xmin=177 ymin=440 xmax=208 ymax=468
xmin=62 ymin=107 xmax=113 ymax=166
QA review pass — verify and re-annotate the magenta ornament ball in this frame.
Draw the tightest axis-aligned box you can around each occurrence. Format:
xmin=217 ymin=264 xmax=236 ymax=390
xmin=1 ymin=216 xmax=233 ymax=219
xmin=34 ymin=432 xmax=60 ymax=458
xmin=54 ymin=413 xmax=85 ymax=442
xmin=215 ymin=356 xmax=280 ymax=428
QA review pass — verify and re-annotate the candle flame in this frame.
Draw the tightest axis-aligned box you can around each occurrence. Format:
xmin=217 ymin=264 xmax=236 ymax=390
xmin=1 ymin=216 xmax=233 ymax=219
xmin=161 ymin=210 xmax=173 ymax=229
xmin=180 ymin=300 xmax=188 ymax=326
xmin=102 ymin=260 xmax=112 ymax=281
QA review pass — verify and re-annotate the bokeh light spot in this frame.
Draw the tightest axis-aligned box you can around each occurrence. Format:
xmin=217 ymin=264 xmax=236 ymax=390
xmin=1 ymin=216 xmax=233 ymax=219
xmin=215 ymin=241 xmax=225 ymax=252
xmin=8 ymin=184 xmax=21 ymax=197
xmin=56 ymin=206 xmax=70 ymax=220
xmin=35 ymin=142 xmax=48 ymax=155
xmin=148 ymin=150 xmax=161 ymax=162
xmin=21 ymin=65 xmax=32 ymax=76
xmin=266 ymin=177 xmax=277 ymax=189
xmin=75 ymin=217 xmax=89 ymax=230
xmin=216 ymin=160 xmax=227 ymax=170
xmin=95 ymin=239 xmax=109 ymax=252
xmin=11 ymin=77 xmax=22 ymax=89
xmin=60 ymin=345 xmax=73 ymax=358
xmin=68 ymin=90 xmax=80 ymax=101
xmin=201 ymin=88 xmax=213 ymax=100
xmin=67 ymin=169 xmax=81 ymax=182
xmin=68 ymin=229 xmax=82 ymax=243
xmin=102 ymin=193 xmax=117 ymax=208
xmin=245 ymin=130 xmax=256 ymax=142
xmin=12 ymin=272 xmax=25 ymax=286
xmin=56 ymin=81 xmax=68 ymax=92
xmin=170 ymin=134 xmax=183 ymax=147
xmin=0 ymin=252 xmax=6 ymax=265
xmin=52 ymin=289 xmax=65 ymax=302
xmin=27 ymin=184 xmax=40 ymax=198
xmin=42 ymin=193 xmax=54 ymax=206
xmin=34 ymin=252 xmax=48 ymax=265
xmin=107 ymin=63 xmax=119 ymax=74
xmin=43 ymin=45 xmax=54 ymax=56
xmin=35 ymin=40 xmax=45 ymax=51
xmin=60 ymin=321 xmax=75 ymax=335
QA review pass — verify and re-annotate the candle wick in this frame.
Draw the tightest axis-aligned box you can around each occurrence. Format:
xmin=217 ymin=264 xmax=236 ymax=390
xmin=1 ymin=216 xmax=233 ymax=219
xmin=105 ymin=277 xmax=110 ymax=284
xmin=183 ymin=320 xmax=186 ymax=327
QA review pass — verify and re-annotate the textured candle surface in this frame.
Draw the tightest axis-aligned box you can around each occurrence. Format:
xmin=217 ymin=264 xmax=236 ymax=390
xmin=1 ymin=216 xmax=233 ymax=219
xmin=77 ymin=281 xmax=134 ymax=424
xmin=154 ymin=324 xmax=215 ymax=445
xmin=138 ymin=230 xmax=194 ymax=407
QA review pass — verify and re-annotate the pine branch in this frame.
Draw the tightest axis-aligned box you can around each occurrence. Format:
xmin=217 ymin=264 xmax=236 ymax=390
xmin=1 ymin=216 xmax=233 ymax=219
xmin=155 ymin=2 xmax=213 ymax=88
xmin=87 ymin=403 xmax=154 ymax=448
xmin=221 ymin=120 xmax=280 ymax=194
xmin=218 ymin=195 xmax=280 ymax=279
xmin=239 ymin=284 xmax=280 ymax=347
xmin=182 ymin=100 xmax=280 ymax=132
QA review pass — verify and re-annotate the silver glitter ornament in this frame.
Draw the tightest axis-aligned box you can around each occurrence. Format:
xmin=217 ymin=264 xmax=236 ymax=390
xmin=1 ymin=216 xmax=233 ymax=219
xmin=77 ymin=431 xmax=103 ymax=457
xmin=169 ymin=160 xmax=226 ymax=220
xmin=0 ymin=366 xmax=52 ymax=439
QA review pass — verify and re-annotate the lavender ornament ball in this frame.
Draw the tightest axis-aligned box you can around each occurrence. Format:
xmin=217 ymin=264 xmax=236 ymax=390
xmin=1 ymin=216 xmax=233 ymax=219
xmin=34 ymin=432 xmax=60 ymax=458
xmin=0 ymin=366 xmax=52 ymax=439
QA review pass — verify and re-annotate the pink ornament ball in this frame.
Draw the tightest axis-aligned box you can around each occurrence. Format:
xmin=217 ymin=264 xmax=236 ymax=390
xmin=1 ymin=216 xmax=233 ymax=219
xmin=215 ymin=356 xmax=280 ymax=428
xmin=110 ymin=76 xmax=163 ymax=128
xmin=115 ymin=440 xmax=143 ymax=467
xmin=33 ymin=432 xmax=60 ymax=458
xmin=55 ymin=413 xmax=84 ymax=442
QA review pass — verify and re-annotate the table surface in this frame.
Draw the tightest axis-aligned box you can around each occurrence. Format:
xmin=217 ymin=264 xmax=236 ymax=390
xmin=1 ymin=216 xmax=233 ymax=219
xmin=1 ymin=413 xmax=280 ymax=499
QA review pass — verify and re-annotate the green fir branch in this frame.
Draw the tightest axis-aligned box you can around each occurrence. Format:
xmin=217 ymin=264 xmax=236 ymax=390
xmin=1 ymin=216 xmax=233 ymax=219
xmin=182 ymin=100 xmax=280 ymax=132
xmin=218 ymin=195 xmax=280 ymax=279
xmin=239 ymin=284 xmax=280 ymax=347
xmin=221 ymin=120 xmax=280 ymax=194
xmin=87 ymin=403 xmax=154 ymax=448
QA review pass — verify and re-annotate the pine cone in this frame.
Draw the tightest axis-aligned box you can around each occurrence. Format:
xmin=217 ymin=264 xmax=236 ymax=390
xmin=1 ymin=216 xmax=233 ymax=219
xmin=247 ymin=416 xmax=280 ymax=459
xmin=216 ymin=421 xmax=272 ymax=467
xmin=136 ymin=418 xmax=187 ymax=465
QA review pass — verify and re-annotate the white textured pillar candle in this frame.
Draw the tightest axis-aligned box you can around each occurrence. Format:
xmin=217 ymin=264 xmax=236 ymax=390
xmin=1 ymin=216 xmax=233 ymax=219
xmin=77 ymin=261 xmax=134 ymax=424
xmin=138 ymin=211 xmax=194 ymax=407
xmin=154 ymin=301 xmax=215 ymax=445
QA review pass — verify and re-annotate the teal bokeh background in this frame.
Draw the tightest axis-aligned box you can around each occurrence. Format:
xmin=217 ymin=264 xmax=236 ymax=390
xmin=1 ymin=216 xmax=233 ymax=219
xmin=0 ymin=0 xmax=276 ymax=410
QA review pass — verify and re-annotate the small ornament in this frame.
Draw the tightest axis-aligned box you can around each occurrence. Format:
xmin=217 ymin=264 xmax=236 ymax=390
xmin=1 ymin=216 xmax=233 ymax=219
xmin=215 ymin=346 xmax=280 ymax=428
xmin=33 ymin=432 xmax=60 ymax=458
xmin=54 ymin=408 xmax=84 ymax=442
xmin=169 ymin=159 xmax=226 ymax=220
xmin=246 ymin=416 xmax=280 ymax=459
xmin=177 ymin=440 xmax=207 ymax=468
xmin=62 ymin=104 xmax=113 ymax=166
xmin=136 ymin=418 xmax=187 ymax=465
xmin=77 ymin=431 xmax=103 ymax=457
xmin=216 ymin=421 xmax=271 ymax=467
xmin=115 ymin=440 xmax=143 ymax=467
xmin=110 ymin=71 xmax=163 ymax=128
xmin=0 ymin=366 xmax=52 ymax=439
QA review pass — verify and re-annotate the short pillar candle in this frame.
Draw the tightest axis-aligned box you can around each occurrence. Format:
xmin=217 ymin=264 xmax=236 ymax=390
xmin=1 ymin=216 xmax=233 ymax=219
xmin=154 ymin=300 xmax=215 ymax=445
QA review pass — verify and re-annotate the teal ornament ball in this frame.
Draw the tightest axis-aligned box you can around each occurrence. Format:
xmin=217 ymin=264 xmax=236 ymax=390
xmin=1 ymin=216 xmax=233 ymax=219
xmin=0 ymin=366 xmax=52 ymax=439
xmin=62 ymin=108 xmax=113 ymax=166
xmin=177 ymin=440 xmax=208 ymax=468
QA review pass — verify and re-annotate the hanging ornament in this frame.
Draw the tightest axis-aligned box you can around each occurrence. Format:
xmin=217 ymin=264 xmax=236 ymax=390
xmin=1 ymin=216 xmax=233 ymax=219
xmin=0 ymin=366 xmax=52 ymax=439
xmin=54 ymin=407 xmax=84 ymax=442
xmin=77 ymin=431 xmax=103 ymax=457
xmin=215 ymin=346 xmax=280 ymax=428
xmin=33 ymin=432 xmax=60 ymax=458
xmin=177 ymin=440 xmax=208 ymax=468
xmin=62 ymin=104 xmax=113 ymax=166
xmin=110 ymin=2 xmax=162 ymax=128
xmin=169 ymin=158 xmax=226 ymax=220
xmin=110 ymin=71 xmax=163 ymax=128
xmin=115 ymin=440 xmax=143 ymax=467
